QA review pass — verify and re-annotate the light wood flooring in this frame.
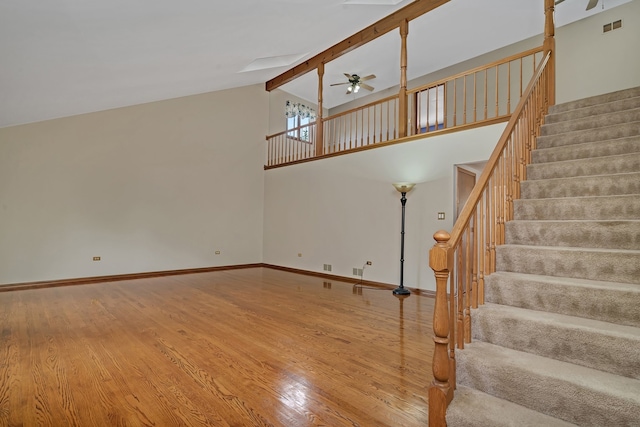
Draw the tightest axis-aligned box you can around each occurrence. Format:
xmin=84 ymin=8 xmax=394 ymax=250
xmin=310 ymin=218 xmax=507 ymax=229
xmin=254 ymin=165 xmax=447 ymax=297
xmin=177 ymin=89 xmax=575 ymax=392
xmin=0 ymin=267 xmax=435 ymax=426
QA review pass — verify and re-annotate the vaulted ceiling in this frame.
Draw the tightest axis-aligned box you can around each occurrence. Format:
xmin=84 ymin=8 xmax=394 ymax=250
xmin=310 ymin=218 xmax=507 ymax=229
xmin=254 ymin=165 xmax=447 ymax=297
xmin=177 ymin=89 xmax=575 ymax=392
xmin=0 ymin=0 xmax=630 ymax=128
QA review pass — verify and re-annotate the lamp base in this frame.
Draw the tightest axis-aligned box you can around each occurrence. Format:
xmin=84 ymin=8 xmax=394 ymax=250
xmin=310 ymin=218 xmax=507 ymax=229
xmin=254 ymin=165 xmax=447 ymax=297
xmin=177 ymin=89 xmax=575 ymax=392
xmin=392 ymin=286 xmax=411 ymax=296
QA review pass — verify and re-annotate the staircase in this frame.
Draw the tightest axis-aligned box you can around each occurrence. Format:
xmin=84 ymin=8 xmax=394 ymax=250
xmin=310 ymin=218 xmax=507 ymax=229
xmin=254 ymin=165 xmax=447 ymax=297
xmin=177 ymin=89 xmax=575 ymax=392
xmin=445 ymin=87 xmax=640 ymax=426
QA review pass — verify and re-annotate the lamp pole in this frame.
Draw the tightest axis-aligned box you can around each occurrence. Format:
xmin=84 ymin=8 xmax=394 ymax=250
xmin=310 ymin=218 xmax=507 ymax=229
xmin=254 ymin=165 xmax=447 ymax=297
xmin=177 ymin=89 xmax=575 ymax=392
xmin=392 ymin=183 xmax=415 ymax=296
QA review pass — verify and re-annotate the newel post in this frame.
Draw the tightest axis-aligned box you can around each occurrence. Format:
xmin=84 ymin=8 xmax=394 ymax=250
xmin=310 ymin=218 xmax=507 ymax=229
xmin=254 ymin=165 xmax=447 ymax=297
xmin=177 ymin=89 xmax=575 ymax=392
xmin=398 ymin=19 xmax=409 ymax=138
xmin=316 ymin=62 xmax=325 ymax=156
xmin=543 ymin=0 xmax=556 ymax=106
xmin=429 ymin=230 xmax=453 ymax=427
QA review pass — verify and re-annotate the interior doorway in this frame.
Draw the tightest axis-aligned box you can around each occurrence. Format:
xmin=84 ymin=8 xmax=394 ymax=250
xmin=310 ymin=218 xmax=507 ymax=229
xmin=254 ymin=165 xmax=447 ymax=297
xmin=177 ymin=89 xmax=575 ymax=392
xmin=456 ymin=166 xmax=477 ymax=220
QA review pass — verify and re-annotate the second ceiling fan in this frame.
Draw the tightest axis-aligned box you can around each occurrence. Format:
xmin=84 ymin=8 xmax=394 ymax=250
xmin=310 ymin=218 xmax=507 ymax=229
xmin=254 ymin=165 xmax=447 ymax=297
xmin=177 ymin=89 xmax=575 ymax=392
xmin=555 ymin=0 xmax=600 ymax=10
xmin=330 ymin=73 xmax=376 ymax=94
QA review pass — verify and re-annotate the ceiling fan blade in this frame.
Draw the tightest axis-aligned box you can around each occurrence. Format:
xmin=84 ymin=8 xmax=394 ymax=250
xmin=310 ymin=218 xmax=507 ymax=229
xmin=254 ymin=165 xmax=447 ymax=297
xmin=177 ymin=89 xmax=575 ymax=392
xmin=330 ymin=82 xmax=350 ymax=86
xmin=555 ymin=0 xmax=565 ymax=5
xmin=360 ymin=74 xmax=376 ymax=81
xmin=344 ymin=73 xmax=354 ymax=79
xmin=586 ymin=0 xmax=598 ymax=10
xmin=360 ymin=83 xmax=375 ymax=92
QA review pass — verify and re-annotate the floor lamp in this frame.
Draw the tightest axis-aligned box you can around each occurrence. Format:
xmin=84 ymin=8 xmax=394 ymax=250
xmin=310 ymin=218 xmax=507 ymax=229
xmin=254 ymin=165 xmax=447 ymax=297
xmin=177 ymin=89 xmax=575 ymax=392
xmin=392 ymin=183 xmax=415 ymax=296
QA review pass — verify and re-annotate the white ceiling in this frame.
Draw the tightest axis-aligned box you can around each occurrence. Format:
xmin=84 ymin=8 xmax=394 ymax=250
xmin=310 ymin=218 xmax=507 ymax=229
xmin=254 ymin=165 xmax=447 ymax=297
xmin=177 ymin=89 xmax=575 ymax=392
xmin=0 ymin=0 xmax=631 ymax=128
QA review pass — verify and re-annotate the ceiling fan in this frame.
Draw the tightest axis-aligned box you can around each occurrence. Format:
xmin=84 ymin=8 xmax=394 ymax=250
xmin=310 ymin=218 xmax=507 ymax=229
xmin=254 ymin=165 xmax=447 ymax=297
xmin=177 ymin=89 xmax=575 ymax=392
xmin=330 ymin=73 xmax=376 ymax=94
xmin=555 ymin=0 xmax=600 ymax=10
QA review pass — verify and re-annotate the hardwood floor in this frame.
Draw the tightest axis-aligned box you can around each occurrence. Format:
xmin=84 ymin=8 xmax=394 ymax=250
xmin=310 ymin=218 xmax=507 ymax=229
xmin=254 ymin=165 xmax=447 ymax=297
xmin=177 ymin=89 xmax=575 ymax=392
xmin=0 ymin=267 xmax=435 ymax=426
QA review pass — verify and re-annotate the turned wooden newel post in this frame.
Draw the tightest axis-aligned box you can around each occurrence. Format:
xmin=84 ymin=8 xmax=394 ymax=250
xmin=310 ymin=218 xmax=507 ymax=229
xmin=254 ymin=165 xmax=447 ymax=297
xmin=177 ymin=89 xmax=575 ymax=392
xmin=543 ymin=0 xmax=556 ymax=106
xmin=316 ymin=63 xmax=325 ymax=156
xmin=398 ymin=19 xmax=409 ymax=138
xmin=429 ymin=230 xmax=453 ymax=427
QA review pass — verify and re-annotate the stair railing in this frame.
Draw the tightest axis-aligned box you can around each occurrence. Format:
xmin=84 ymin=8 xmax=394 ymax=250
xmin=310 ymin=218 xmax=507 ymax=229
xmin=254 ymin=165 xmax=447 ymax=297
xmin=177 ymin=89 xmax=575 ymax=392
xmin=428 ymin=51 xmax=552 ymax=426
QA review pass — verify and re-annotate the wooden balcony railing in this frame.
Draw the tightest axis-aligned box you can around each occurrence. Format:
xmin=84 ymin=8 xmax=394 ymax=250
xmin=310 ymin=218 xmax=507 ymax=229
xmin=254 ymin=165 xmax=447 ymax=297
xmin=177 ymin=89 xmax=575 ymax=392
xmin=265 ymin=122 xmax=317 ymax=167
xmin=322 ymin=95 xmax=399 ymax=154
xmin=408 ymin=47 xmax=544 ymax=136
xmin=427 ymin=51 xmax=552 ymax=426
xmin=265 ymin=48 xmax=543 ymax=168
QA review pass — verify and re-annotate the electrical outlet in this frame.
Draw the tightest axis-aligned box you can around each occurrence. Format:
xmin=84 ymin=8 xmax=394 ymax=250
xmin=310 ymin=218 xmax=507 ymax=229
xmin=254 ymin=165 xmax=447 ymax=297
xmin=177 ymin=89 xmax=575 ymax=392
xmin=366 ymin=261 xmax=372 ymax=266
xmin=438 ymin=212 xmax=446 ymax=220
xmin=215 ymin=250 xmax=221 ymax=255
xmin=92 ymin=256 xmax=101 ymax=261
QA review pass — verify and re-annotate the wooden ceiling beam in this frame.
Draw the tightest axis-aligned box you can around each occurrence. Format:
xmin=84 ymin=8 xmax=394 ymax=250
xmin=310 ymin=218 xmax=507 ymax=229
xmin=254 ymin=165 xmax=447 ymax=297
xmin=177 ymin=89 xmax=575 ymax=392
xmin=265 ymin=0 xmax=450 ymax=92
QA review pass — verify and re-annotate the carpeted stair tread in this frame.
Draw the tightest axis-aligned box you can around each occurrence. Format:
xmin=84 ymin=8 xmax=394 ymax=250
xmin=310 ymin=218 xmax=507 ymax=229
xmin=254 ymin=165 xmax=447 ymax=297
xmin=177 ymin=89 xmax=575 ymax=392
xmin=495 ymin=244 xmax=640 ymax=284
xmin=532 ymin=135 xmax=640 ymax=163
xmin=548 ymin=86 xmax=640 ymax=114
xmin=446 ymin=386 xmax=577 ymax=427
xmin=545 ymin=96 xmax=640 ymax=124
xmin=536 ymin=121 xmax=640 ymax=149
xmin=456 ymin=341 xmax=640 ymax=426
xmin=513 ymin=194 xmax=640 ymax=220
xmin=505 ymin=219 xmax=640 ymax=249
xmin=541 ymin=107 xmax=640 ymax=136
xmin=484 ymin=271 xmax=640 ymax=327
xmin=473 ymin=303 xmax=640 ymax=378
xmin=527 ymin=152 xmax=640 ymax=180
xmin=520 ymin=171 xmax=640 ymax=199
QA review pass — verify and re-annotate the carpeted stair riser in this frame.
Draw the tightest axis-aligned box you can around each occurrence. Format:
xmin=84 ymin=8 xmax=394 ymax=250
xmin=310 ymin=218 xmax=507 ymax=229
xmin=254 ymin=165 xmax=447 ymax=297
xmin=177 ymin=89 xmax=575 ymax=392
xmin=536 ymin=121 xmax=640 ymax=149
xmin=544 ymin=96 xmax=640 ymax=124
xmin=446 ymin=386 xmax=577 ymax=427
xmin=472 ymin=303 xmax=640 ymax=379
xmin=548 ymin=86 xmax=640 ymax=114
xmin=527 ymin=152 xmax=640 ymax=180
xmin=532 ymin=136 xmax=640 ymax=164
xmin=541 ymin=107 xmax=640 ymax=136
xmin=513 ymin=195 xmax=640 ymax=220
xmin=505 ymin=220 xmax=640 ymax=250
xmin=456 ymin=342 xmax=640 ymax=426
xmin=520 ymin=172 xmax=640 ymax=199
xmin=485 ymin=272 xmax=640 ymax=327
xmin=495 ymin=245 xmax=640 ymax=284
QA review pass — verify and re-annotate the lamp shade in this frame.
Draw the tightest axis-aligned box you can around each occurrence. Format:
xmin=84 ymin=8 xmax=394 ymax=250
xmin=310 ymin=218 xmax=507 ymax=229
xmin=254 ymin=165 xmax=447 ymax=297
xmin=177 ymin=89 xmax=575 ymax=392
xmin=392 ymin=183 xmax=415 ymax=193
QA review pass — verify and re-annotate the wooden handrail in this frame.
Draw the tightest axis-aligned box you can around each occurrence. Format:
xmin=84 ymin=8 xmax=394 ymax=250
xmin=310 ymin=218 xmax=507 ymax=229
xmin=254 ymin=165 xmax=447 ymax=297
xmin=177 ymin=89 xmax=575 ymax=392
xmin=407 ymin=47 xmax=543 ymax=97
xmin=449 ymin=52 xmax=550 ymax=249
xmin=324 ymin=95 xmax=399 ymax=121
xmin=427 ymin=51 xmax=552 ymax=426
xmin=266 ymin=121 xmax=317 ymax=140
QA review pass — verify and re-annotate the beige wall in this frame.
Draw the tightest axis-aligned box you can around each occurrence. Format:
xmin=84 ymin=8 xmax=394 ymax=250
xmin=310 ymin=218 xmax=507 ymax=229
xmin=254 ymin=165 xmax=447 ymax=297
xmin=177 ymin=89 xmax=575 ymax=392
xmin=556 ymin=0 xmax=640 ymax=103
xmin=0 ymin=85 xmax=267 ymax=285
xmin=2 ymin=1 xmax=638 ymax=287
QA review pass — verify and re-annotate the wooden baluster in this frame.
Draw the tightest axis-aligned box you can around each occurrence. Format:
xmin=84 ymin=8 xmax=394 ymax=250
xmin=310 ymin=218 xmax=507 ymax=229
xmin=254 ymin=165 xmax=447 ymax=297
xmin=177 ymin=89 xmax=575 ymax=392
xmin=483 ymin=69 xmax=488 ymax=120
xmin=507 ymin=61 xmax=512 ymax=113
xmin=361 ymin=108 xmax=364 ymax=146
xmin=495 ymin=65 xmax=499 ymax=118
xmin=428 ymin=230 xmax=453 ymax=427
xmin=478 ymin=195 xmax=485 ymax=305
xmin=461 ymin=76 xmax=466 ymax=125
xmin=367 ymin=104 xmax=377 ymax=145
xmin=452 ymin=80 xmax=457 ymax=127
xmin=457 ymin=241 xmax=464 ymax=350
xmin=443 ymin=83 xmax=448 ymax=129
xmin=464 ymin=226 xmax=471 ymax=344
xmin=520 ymin=57 xmax=523 ymax=97
xmin=473 ymin=72 xmax=478 ymax=123
xmin=472 ymin=210 xmax=479 ymax=309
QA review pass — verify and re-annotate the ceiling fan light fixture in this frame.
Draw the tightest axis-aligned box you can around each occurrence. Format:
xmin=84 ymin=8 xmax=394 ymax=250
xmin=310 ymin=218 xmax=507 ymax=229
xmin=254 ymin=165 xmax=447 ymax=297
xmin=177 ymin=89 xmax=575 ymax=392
xmin=354 ymin=84 xmax=360 ymax=93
